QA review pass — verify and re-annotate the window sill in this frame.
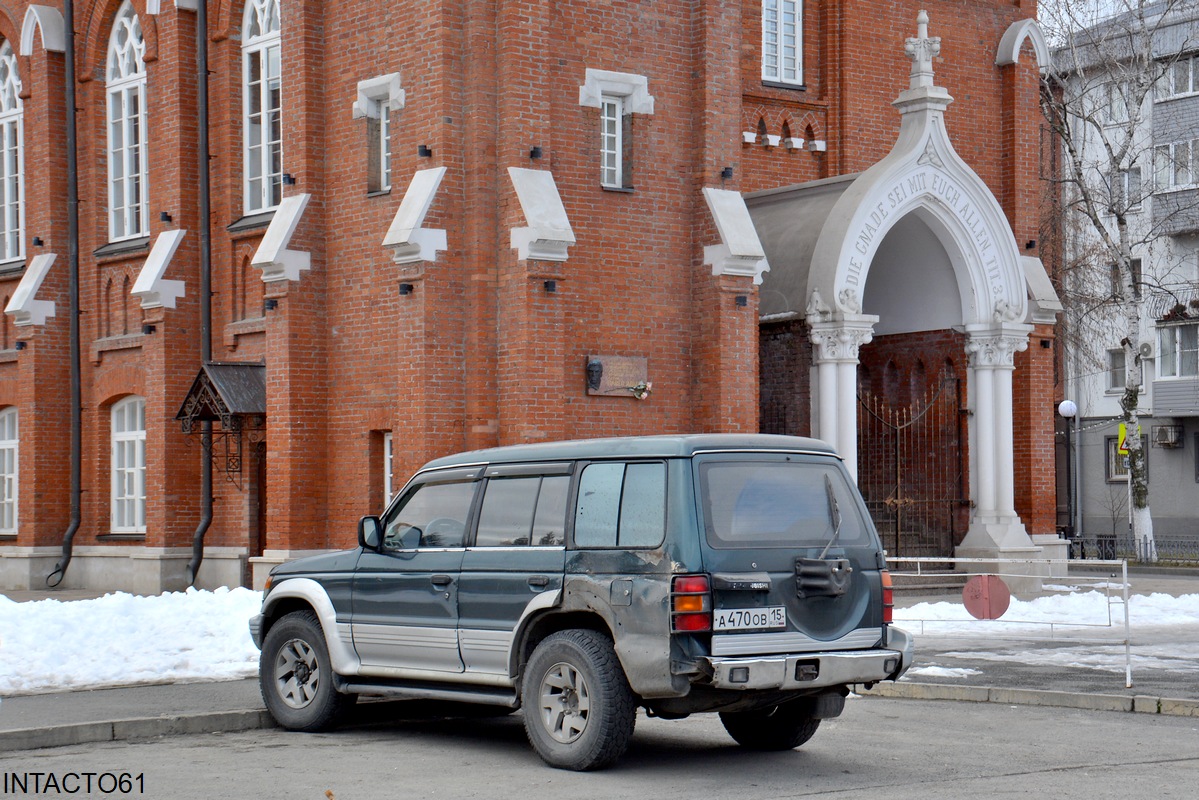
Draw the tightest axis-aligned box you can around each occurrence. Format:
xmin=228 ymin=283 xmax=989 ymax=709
xmin=0 ymin=256 xmax=24 ymax=277
xmin=1154 ymin=90 xmax=1199 ymax=104
xmin=601 ymin=185 xmax=635 ymax=194
xmin=227 ymin=210 xmax=276 ymax=234
xmin=99 ymin=532 xmax=147 ymax=541
xmin=760 ymin=80 xmax=807 ymax=92
xmin=1154 ymin=184 xmax=1199 ymax=195
xmin=94 ymin=237 xmax=151 ymax=260
xmin=367 ymin=188 xmax=392 ymax=198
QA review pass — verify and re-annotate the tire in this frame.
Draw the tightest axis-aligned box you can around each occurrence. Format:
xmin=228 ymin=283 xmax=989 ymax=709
xmin=259 ymin=610 xmax=356 ymax=731
xmin=521 ymin=630 xmax=637 ymax=771
xmin=719 ymin=702 xmax=821 ymax=751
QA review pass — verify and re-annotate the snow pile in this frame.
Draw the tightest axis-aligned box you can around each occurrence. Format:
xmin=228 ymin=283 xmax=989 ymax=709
xmin=894 ymin=589 xmax=1199 ymax=634
xmin=0 ymin=587 xmax=262 ymax=695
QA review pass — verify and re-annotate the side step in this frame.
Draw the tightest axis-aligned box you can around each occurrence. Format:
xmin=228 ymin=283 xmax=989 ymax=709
xmin=339 ymin=681 xmax=519 ymax=709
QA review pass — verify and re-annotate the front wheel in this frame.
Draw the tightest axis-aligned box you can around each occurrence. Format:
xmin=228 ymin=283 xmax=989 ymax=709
xmin=521 ymin=630 xmax=636 ymax=771
xmin=719 ymin=702 xmax=821 ymax=751
xmin=259 ymin=610 xmax=355 ymax=731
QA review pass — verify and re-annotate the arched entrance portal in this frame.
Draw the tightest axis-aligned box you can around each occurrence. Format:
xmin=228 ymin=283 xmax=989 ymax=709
xmin=748 ymin=13 xmax=1061 ymax=565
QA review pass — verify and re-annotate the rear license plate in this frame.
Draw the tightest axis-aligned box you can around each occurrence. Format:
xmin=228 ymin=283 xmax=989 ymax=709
xmin=713 ymin=606 xmax=786 ymax=631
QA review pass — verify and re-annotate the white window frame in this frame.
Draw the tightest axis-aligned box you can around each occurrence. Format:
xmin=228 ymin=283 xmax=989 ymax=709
xmin=1154 ymin=139 xmax=1199 ymax=191
xmin=1106 ymin=348 xmax=1127 ymax=392
xmin=1112 ymin=166 xmax=1142 ymax=212
xmin=762 ymin=1 xmax=803 ymax=85
xmin=106 ymin=3 xmax=149 ymax=242
xmin=600 ymin=95 xmax=623 ymax=188
xmin=1158 ymin=322 xmax=1199 ymax=379
xmin=111 ymin=395 xmax=146 ymax=534
xmin=382 ymin=431 xmax=394 ymax=502
xmin=0 ymin=407 xmax=17 ymax=535
xmin=243 ymin=0 xmax=283 ymax=214
xmin=352 ymin=73 xmax=404 ymax=194
xmin=0 ymin=42 xmax=24 ymax=264
xmin=1156 ymin=53 xmax=1199 ymax=101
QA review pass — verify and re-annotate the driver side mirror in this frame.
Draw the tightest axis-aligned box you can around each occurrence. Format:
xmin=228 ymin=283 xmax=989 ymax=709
xmin=358 ymin=515 xmax=382 ymax=551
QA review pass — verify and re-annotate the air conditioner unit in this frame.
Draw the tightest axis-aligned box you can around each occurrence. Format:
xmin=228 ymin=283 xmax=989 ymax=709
xmin=1153 ymin=423 xmax=1182 ymax=448
xmin=1138 ymin=341 xmax=1154 ymax=360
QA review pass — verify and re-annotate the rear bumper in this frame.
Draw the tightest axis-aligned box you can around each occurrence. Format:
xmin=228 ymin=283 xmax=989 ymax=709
xmin=702 ymin=625 xmax=914 ymax=691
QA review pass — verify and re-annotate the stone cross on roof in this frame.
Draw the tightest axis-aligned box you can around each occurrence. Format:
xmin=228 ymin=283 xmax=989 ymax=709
xmin=905 ymin=10 xmax=941 ymax=90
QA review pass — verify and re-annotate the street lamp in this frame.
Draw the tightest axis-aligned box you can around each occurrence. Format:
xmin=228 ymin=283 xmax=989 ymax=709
xmin=1058 ymin=400 xmax=1078 ymax=553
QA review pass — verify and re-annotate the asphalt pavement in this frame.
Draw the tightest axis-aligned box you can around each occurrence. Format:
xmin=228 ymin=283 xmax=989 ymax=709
xmin=2 ymin=566 xmax=1197 ymax=753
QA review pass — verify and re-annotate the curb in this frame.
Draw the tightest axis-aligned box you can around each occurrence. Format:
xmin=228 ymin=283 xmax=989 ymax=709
xmin=0 ymin=709 xmax=275 ymax=753
xmin=857 ymin=681 xmax=1199 ymax=717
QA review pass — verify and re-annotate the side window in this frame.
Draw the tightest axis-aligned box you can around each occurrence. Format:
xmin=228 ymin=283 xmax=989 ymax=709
xmin=475 ymin=475 xmax=569 ymax=547
xmin=574 ymin=462 xmax=665 ymax=548
xmin=382 ymin=480 xmax=475 ymax=550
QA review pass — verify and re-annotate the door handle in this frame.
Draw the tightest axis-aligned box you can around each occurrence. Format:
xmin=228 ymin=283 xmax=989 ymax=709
xmin=431 ymin=574 xmax=452 ymax=586
xmin=527 ymin=575 xmax=549 ymax=588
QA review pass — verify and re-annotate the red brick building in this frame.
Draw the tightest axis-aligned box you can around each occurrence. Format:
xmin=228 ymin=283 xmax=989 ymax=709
xmin=0 ymin=1 xmax=1059 ymax=593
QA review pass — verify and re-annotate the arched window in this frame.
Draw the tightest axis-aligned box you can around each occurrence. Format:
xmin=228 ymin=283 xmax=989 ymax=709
xmin=0 ymin=407 xmax=17 ymax=534
xmin=106 ymin=2 xmax=148 ymax=241
xmin=111 ymin=395 xmax=146 ymax=533
xmin=0 ymin=42 xmax=24 ymax=262
xmin=243 ymin=0 xmax=283 ymax=213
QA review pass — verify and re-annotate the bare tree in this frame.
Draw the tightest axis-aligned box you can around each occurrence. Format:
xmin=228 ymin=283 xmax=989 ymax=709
xmin=1040 ymin=0 xmax=1198 ymax=561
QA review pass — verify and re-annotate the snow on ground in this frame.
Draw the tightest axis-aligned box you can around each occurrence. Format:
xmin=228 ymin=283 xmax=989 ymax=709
xmin=0 ymin=587 xmax=262 ymax=696
xmin=0 ymin=584 xmax=1197 ymax=696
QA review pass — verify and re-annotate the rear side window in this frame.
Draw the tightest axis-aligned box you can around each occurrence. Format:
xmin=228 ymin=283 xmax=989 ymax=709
xmin=382 ymin=480 xmax=476 ymax=550
xmin=475 ymin=476 xmax=569 ymax=547
xmin=699 ymin=460 xmax=871 ymax=549
xmin=574 ymin=462 xmax=665 ymax=548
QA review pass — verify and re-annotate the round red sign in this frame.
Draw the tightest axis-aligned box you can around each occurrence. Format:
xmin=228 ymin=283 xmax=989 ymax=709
xmin=962 ymin=574 xmax=1011 ymax=620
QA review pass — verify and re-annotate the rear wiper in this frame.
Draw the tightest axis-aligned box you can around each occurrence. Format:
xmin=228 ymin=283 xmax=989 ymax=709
xmin=819 ymin=474 xmax=842 ymax=560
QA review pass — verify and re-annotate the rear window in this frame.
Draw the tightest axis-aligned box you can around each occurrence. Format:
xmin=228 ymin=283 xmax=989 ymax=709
xmin=699 ymin=460 xmax=871 ymax=549
xmin=574 ymin=462 xmax=666 ymax=548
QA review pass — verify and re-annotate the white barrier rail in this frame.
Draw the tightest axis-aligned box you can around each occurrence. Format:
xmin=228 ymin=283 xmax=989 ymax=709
xmin=887 ymin=556 xmax=1132 ymax=688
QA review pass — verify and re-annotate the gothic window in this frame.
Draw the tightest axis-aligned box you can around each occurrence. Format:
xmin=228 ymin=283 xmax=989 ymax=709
xmin=0 ymin=42 xmax=23 ymax=263
xmin=106 ymin=2 xmax=148 ymax=241
xmin=243 ymin=0 xmax=283 ymax=213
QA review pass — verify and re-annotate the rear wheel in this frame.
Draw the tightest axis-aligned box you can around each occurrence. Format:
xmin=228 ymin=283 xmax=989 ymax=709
xmin=521 ymin=630 xmax=636 ymax=771
xmin=719 ymin=702 xmax=821 ymax=750
xmin=259 ymin=610 xmax=355 ymax=731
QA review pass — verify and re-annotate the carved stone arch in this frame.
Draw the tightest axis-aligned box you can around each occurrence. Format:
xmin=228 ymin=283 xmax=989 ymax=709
xmin=995 ymin=19 xmax=1050 ymax=74
xmin=742 ymin=104 xmax=770 ymax=143
xmin=79 ymin=0 xmax=157 ymax=83
xmin=19 ymin=6 xmax=64 ymax=56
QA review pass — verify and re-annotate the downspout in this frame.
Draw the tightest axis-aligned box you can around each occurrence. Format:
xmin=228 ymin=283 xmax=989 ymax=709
xmin=187 ymin=0 xmax=214 ymax=585
xmin=47 ymin=0 xmax=82 ymax=588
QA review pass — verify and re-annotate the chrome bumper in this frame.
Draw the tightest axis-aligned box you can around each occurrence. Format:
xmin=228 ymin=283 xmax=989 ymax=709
xmin=703 ymin=626 xmax=914 ymax=691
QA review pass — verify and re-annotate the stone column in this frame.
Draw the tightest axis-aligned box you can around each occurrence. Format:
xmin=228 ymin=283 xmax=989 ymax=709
xmin=808 ymin=316 xmax=876 ymax=481
xmin=959 ymin=324 xmax=1041 ymax=584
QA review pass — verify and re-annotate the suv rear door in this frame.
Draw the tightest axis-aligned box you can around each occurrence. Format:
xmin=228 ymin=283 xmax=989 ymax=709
xmin=693 ymin=452 xmax=886 ymax=659
xmin=457 ymin=463 xmax=571 ymax=675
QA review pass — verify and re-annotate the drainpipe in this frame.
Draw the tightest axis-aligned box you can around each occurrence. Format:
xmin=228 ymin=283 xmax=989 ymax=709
xmin=47 ymin=0 xmax=82 ymax=588
xmin=187 ymin=0 xmax=214 ymax=586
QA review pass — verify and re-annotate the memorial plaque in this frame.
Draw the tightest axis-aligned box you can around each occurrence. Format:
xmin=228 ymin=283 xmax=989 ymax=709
xmin=585 ymin=355 xmax=650 ymax=398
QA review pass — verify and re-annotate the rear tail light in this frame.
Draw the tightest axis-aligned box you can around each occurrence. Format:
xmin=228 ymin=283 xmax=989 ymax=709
xmin=881 ymin=570 xmax=894 ymax=624
xmin=671 ymin=574 xmax=711 ymax=632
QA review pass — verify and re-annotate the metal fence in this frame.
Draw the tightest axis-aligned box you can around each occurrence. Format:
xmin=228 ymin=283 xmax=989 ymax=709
xmin=887 ymin=556 xmax=1133 ymax=688
xmin=1070 ymin=534 xmax=1199 ymax=564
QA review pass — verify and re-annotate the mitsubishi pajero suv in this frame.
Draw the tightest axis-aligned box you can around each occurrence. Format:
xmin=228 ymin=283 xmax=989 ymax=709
xmin=251 ymin=434 xmax=913 ymax=770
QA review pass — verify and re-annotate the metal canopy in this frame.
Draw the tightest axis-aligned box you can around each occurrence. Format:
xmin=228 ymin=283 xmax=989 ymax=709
xmin=176 ymin=362 xmax=266 ymax=487
xmin=176 ymin=361 xmax=266 ymax=429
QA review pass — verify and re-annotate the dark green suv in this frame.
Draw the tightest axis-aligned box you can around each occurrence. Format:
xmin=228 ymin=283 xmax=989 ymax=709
xmin=251 ymin=434 xmax=912 ymax=770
